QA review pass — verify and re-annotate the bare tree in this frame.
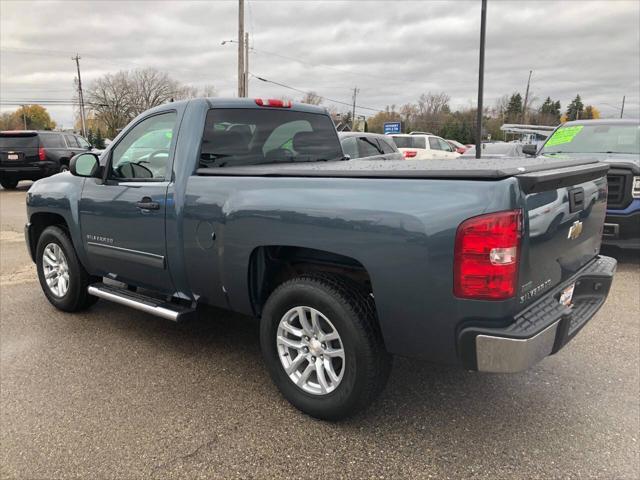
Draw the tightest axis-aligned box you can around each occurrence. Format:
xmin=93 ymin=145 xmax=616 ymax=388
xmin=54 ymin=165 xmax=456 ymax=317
xmin=87 ymin=68 xmax=216 ymax=137
xmin=300 ymin=91 xmax=323 ymax=105
xmin=87 ymin=71 xmax=135 ymax=137
xmin=129 ymin=68 xmax=183 ymax=115
xmin=199 ymin=84 xmax=217 ymax=97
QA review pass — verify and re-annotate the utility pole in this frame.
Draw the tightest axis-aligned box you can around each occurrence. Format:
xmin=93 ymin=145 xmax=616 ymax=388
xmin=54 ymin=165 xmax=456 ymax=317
xmin=475 ymin=0 xmax=487 ymax=159
xmin=244 ymin=32 xmax=249 ymax=97
xmin=21 ymin=105 xmax=27 ymax=129
xmin=238 ymin=0 xmax=245 ymax=97
xmin=620 ymin=95 xmax=625 ymax=118
xmin=522 ymin=69 xmax=532 ymax=124
xmin=72 ymin=54 xmax=87 ymax=137
xmin=351 ymin=87 xmax=359 ymax=131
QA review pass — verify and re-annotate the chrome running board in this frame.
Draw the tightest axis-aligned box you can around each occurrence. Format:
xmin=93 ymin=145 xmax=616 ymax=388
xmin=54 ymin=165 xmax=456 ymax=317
xmin=88 ymin=283 xmax=196 ymax=322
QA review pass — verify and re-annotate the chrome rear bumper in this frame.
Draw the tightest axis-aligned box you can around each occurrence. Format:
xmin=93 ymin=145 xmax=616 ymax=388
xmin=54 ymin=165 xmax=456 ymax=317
xmin=459 ymin=255 xmax=617 ymax=373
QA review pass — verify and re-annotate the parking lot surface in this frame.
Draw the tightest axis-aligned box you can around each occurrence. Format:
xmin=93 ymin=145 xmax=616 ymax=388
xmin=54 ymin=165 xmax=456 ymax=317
xmin=1 ymin=182 xmax=639 ymax=479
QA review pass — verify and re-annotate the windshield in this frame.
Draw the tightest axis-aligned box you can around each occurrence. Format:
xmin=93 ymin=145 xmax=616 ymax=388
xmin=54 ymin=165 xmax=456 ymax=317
xmin=391 ymin=136 xmax=426 ymax=149
xmin=0 ymin=134 xmax=38 ymax=149
xmin=541 ymin=123 xmax=639 ymax=155
xmin=199 ymin=109 xmax=342 ymax=168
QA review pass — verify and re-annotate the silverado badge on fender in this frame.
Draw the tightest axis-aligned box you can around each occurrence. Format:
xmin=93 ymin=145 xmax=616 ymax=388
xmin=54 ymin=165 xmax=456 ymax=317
xmin=568 ymin=220 xmax=583 ymax=240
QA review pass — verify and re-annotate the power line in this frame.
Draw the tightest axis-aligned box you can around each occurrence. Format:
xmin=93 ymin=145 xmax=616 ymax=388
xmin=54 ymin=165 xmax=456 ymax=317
xmin=251 ymin=73 xmax=385 ymax=113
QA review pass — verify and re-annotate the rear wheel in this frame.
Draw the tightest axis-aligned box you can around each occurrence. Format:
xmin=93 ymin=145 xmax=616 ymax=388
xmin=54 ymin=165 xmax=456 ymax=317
xmin=0 ymin=178 xmax=19 ymax=189
xmin=36 ymin=226 xmax=99 ymax=312
xmin=260 ymin=274 xmax=391 ymax=420
xmin=59 ymin=161 xmax=70 ymax=173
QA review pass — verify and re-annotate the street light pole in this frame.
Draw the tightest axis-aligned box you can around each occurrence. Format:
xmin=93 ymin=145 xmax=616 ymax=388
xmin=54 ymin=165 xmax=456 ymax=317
xmin=238 ymin=0 xmax=245 ymax=97
xmin=244 ymin=32 xmax=249 ymax=97
xmin=475 ymin=0 xmax=487 ymax=159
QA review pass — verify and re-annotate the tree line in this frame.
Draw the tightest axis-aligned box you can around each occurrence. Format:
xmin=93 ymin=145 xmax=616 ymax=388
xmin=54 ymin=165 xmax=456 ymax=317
xmin=359 ymin=92 xmax=601 ymax=144
xmin=1 ymin=66 xmax=605 ymax=148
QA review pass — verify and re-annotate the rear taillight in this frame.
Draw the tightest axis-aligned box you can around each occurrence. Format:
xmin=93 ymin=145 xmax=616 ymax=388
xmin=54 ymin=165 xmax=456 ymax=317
xmin=454 ymin=209 xmax=522 ymax=300
xmin=403 ymin=150 xmax=417 ymax=158
xmin=38 ymin=147 xmax=46 ymax=161
xmin=255 ymin=98 xmax=292 ymax=108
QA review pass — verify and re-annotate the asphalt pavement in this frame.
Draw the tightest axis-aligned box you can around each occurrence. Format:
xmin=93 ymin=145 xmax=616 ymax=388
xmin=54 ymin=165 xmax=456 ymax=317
xmin=1 ymin=181 xmax=638 ymax=479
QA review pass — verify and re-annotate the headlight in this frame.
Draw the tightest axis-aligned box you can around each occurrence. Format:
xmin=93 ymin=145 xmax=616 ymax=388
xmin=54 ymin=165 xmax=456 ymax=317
xmin=633 ymin=176 xmax=640 ymax=199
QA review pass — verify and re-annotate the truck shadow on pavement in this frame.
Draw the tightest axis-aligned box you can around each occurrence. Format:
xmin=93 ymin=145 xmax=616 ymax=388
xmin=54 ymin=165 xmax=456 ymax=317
xmin=78 ymin=298 xmax=570 ymax=437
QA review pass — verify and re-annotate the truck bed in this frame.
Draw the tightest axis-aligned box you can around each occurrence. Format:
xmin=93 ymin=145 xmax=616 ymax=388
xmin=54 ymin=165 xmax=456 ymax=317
xmin=196 ymin=156 xmax=604 ymax=181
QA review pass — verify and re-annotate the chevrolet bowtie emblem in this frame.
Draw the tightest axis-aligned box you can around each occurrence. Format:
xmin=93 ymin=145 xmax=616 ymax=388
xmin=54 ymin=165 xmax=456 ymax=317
xmin=568 ymin=220 xmax=583 ymax=240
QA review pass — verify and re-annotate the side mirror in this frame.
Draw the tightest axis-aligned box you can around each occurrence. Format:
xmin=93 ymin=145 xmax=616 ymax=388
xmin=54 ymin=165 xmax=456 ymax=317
xmin=70 ymin=153 xmax=100 ymax=178
xmin=522 ymin=144 xmax=538 ymax=156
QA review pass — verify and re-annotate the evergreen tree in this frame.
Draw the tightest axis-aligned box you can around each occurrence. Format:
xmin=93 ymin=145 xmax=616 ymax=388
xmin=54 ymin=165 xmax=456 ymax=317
xmin=539 ymin=97 xmax=561 ymax=124
xmin=505 ymin=93 xmax=523 ymax=123
xmin=86 ymin=129 xmax=95 ymax=146
xmin=565 ymin=95 xmax=584 ymax=121
xmin=94 ymin=129 xmax=106 ymax=149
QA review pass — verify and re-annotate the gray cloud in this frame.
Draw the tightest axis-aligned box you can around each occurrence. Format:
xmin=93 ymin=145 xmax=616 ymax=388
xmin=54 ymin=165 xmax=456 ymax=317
xmin=1 ymin=0 xmax=638 ymax=128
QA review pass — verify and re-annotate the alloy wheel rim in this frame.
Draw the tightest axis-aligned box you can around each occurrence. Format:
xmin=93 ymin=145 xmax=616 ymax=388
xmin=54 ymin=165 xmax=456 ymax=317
xmin=42 ymin=243 xmax=70 ymax=297
xmin=276 ymin=306 xmax=345 ymax=395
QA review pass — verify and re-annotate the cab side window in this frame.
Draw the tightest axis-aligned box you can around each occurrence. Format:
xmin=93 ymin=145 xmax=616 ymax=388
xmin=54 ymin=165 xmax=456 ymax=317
xmin=76 ymin=136 xmax=91 ymax=149
xmin=65 ymin=134 xmax=80 ymax=148
xmin=110 ymin=112 xmax=177 ymax=180
xmin=357 ymin=137 xmax=383 ymax=158
xmin=428 ymin=137 xmax=441 ymax=150
xmin=438 ymin=138 xmax=453 ymax=152
xmin=341 ymin=137 xmax=358 ymax=159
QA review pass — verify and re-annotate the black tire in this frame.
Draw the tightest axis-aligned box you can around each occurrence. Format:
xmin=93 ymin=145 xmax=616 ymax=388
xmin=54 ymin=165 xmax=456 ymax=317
xmin=59 ymin=161 xmax=70 ymax=173
xmin=260 ymin=274 xmax=392 ymax=420
xmin=0 ymin=178 xmax=19 ymax=189
xmin=36 ymin=226 xmax=99 ymax=312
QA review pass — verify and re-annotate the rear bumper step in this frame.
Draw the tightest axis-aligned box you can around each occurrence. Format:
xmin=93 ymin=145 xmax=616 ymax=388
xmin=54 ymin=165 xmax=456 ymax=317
xmin=87 ymin=284 xmax=196 ymax=322
xmin=458 ymin=255 xmax=617 ymax=372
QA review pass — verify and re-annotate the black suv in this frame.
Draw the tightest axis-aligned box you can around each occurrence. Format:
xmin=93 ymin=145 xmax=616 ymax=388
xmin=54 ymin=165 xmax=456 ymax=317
xmin=0 ymin=130 xmax=92 ymax=189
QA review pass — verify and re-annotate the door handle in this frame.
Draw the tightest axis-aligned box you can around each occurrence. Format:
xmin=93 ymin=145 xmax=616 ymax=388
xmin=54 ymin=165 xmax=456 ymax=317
xmin=136 ymin=196 xmax=160 ymax=210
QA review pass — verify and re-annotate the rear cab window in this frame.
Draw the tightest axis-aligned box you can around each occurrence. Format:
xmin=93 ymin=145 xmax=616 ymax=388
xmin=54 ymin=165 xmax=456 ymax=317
xmin=200 ymin=108 xmax=342 ymax=168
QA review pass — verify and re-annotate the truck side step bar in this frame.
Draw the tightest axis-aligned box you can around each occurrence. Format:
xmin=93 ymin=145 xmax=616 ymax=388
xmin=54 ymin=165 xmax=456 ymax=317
xmin=87 ymin=283 xmax=196 ymax=322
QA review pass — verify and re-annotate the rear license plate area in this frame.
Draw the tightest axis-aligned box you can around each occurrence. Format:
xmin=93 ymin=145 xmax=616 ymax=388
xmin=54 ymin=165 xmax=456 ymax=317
xmin=559 ymin=283 xmax=576 ymax=307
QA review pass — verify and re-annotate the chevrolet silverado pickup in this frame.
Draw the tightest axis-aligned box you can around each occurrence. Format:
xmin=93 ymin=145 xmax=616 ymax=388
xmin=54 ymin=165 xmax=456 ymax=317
xmin=25 ymin=98 xmax=616 ymax=420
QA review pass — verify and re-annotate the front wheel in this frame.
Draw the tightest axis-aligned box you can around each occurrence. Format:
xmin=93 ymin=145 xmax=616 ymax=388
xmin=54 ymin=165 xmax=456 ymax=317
xmin=36 ymin=226 xmax=99 ymax=312
xmin=260 ymin=274 xmax=392 ymax=420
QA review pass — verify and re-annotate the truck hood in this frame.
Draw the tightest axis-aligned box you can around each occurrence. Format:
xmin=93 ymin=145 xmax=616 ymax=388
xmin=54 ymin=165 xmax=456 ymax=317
xmin=540 ymin=152 xmax=639 ymax=173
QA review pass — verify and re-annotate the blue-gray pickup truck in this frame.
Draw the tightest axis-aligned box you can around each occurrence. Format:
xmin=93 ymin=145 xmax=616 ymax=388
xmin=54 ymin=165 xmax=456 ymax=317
xmin=25 ymin=98 xmax=617 ymax=419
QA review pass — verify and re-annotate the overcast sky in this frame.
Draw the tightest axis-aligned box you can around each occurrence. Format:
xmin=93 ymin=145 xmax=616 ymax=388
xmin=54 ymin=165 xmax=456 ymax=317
xmin=1 ymin=0 xmax=638 ymax=128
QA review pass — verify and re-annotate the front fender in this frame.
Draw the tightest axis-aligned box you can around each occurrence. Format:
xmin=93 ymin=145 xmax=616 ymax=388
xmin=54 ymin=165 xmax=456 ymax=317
xmin=26 ymin=174 xmax=89 ymax=268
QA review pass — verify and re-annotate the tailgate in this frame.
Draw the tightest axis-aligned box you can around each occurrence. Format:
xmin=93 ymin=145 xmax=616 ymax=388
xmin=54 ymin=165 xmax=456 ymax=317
xmin=0 ymin=132 xmax=40 ymax=165
xmin=517 ymin=163 xmax=609 ymax=305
